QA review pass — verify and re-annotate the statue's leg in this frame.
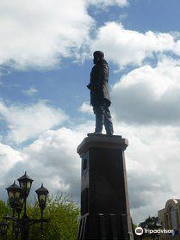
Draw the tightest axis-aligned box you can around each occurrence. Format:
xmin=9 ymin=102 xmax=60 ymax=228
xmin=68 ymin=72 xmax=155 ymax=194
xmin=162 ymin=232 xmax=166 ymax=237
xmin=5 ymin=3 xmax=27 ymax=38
xmin=93 ymin=105 xmax=104 ymax=133
xmin=101 ymin=101 xmax=114 ymax=135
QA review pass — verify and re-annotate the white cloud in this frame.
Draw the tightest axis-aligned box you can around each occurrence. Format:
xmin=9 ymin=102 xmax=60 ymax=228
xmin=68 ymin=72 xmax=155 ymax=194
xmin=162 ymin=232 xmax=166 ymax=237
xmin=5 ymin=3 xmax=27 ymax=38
xmin=0 ymin=101 xmax=67 ymax=144
xmin=112 ymin=57 xmax=180 ymax=125
xmin=113 ymin=123 xmax=180 ymax=223
xmin=0 ymin=142 xmax=24 ymax=183
xmin=22 ymin=128 xmax=84 ymax=197
xmin=78 ymin=102 xmax=93 ymax=114
xmin=0 ymin=0 xmax=94 ymax=70
xmin=23 ymin=87 xmax=38 ymax=96
xmin=1 ymin=2 xmax=180 ymax=71
xmin=0 ymin=127 xmax=88 ymax=201
xmin=86 ymin=0 xmax=129 ymax=8
xmin=91 ymin=22 xmax=180 ymax=68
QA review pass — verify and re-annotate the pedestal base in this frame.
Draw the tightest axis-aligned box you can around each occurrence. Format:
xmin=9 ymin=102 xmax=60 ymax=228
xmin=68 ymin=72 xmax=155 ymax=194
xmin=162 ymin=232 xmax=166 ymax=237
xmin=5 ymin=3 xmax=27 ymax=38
xmin=77 ymin=134 xmax=134 ymax=240
xmin=78 ymin=213 xmax=133 ymax=240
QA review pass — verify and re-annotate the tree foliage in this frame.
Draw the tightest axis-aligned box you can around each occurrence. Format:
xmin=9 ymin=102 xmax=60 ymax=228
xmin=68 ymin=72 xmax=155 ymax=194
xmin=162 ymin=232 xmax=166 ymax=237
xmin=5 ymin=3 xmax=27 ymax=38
xmin=0 ymin=200 xmax=9 ymax=218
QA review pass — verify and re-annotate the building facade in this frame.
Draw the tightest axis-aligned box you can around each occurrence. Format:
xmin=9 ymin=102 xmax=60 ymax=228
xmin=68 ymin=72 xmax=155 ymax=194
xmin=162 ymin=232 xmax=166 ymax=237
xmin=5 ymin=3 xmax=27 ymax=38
xmin=158 ymin=199 xmax=180 ymax=240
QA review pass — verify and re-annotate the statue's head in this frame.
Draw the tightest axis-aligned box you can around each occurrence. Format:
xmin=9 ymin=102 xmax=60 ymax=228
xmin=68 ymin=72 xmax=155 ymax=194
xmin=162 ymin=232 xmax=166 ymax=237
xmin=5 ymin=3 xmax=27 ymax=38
xmin=93 ymin=51 xmax=104 ymax=64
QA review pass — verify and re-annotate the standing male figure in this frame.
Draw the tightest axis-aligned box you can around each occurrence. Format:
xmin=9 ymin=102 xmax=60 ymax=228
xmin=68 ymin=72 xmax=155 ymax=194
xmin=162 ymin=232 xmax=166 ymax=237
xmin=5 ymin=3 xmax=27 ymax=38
xmin=87 ymin=51 xmax=114 ymax=135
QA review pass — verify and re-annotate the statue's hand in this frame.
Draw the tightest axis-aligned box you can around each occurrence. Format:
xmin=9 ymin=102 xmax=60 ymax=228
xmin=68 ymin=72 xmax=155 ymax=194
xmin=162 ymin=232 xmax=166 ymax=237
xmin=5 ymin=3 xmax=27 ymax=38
xmin=87 ymin=84 xmax=91 ymax=90
xmin=87 ymin=84 xmax=97 ymax=92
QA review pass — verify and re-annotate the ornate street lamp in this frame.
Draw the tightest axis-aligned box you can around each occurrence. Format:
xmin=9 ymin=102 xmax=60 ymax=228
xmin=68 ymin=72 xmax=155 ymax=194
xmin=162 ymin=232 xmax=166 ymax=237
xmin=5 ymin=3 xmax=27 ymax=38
xmin=6 ymin=172 xmax=49 ymax=240
xmin=6 ymin=181 xmax=22 ymax=209
xmin=36 ymin=184 xmax=49 ymax=237
xmin=17 ymin=171 xmax=33 ymax=199
xmin=36 ymin=184 xmax=49 ymax=211
xmin=6 ymin=181 xmax=22 ymax=236
xmin=17 ymin=172 xmax=33 ymax=220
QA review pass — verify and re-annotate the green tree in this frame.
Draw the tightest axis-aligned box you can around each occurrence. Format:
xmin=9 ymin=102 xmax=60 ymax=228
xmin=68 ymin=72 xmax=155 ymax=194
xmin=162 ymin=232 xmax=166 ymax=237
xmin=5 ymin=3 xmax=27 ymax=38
xmin=0 ymin=200 xmax=9 ymax=217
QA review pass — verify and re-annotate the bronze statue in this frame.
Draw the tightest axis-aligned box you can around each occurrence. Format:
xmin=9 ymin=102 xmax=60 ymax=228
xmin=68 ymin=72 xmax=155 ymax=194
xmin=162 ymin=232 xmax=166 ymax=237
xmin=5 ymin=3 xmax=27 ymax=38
xmin=87 ymin=51 xmax=114 ymax=135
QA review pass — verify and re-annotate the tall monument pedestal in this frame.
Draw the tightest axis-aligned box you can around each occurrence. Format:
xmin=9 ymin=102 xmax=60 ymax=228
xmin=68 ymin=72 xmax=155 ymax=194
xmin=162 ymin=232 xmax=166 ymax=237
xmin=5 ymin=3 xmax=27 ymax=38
xmin=77 ymin=134 xmax=134 ymax=240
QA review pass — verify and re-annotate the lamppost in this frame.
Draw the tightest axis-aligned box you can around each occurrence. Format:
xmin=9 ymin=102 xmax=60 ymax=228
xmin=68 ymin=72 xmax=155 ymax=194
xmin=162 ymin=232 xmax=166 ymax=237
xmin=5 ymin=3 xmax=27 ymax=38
xmin=6 ymin=180 xmax=22 ymax=238
xmin=35 ymin=184 xmax=49 ymax=238
xmin=5 ymin=172 xmax=49 ymax=240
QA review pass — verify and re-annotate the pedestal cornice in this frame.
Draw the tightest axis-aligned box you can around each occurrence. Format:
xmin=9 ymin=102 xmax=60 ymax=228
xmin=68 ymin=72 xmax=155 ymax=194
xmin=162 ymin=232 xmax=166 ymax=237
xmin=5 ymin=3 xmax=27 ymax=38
xmin=77 ymin=134 xmax=128 ymax=156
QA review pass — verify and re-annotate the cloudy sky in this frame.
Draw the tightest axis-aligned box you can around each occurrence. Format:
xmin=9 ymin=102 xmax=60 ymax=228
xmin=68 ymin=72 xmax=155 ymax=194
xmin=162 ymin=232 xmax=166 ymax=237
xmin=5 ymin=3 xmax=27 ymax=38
xmin=0 ymin=0 xmax=180 ymax=224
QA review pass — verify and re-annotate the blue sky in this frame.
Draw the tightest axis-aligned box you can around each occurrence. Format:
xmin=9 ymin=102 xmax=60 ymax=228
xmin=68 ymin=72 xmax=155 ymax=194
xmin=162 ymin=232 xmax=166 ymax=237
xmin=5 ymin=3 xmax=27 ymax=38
xmin=1 ymin=0 xmax=180 ymax=224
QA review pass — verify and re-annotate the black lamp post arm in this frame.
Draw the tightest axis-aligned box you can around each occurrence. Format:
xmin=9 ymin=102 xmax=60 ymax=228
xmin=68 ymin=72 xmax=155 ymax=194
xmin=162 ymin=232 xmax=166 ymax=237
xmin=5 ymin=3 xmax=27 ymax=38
xmin=29 ymin=218 xmax=49 ymax=227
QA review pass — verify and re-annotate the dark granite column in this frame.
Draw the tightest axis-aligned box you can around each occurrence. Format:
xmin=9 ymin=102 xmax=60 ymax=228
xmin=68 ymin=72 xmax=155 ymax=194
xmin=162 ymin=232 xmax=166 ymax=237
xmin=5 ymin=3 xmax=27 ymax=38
xmin=77 ymin=134 xmax=134 ymax=240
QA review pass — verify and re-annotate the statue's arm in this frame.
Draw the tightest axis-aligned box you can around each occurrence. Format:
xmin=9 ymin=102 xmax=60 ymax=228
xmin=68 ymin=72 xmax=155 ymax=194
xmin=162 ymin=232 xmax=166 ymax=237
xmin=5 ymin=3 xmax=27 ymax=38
xmin=98 ymin=64 xmax=109 ymax=87
xmin=87 ymin=68 xmax=95 ymax=90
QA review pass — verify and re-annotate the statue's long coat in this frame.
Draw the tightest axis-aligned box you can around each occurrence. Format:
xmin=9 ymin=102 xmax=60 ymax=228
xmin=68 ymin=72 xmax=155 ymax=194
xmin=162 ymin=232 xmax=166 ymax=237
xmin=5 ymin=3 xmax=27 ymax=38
xmin=90 ymin=59 xmax=111 ymax=106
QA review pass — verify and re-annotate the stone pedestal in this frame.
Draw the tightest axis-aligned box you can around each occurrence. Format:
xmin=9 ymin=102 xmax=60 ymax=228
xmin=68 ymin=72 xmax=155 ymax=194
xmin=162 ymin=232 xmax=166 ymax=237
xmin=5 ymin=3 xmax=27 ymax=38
xmin=77 ymin=134 xmax=134 ymax=240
